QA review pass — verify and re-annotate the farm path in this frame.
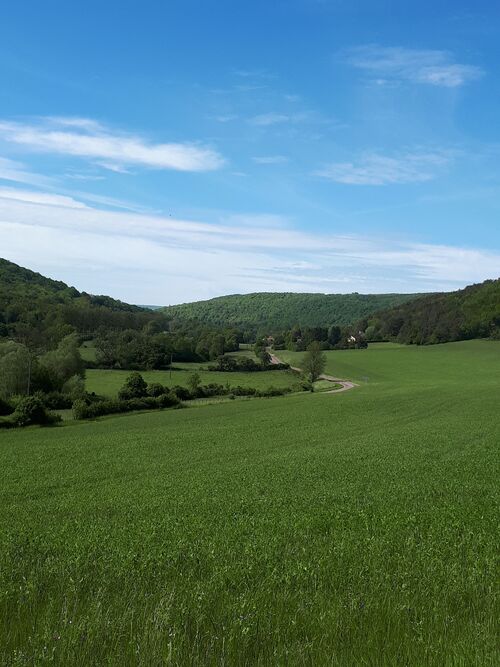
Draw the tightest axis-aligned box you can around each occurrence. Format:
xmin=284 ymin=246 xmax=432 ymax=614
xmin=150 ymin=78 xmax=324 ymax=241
xmin=268 ymin=353 xmax=358 ymax=394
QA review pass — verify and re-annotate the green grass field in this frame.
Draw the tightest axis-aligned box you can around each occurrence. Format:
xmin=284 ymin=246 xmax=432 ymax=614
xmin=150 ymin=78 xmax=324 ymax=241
xmin=78 ymin=341 xmax=97 ymax=363
xmin=85 ymin=366 xmax=300 ymax=397
xmin=81 ymin=346 xmax=301 ymax=398
xmin=1 ymin=340 xmax=498 ymax=665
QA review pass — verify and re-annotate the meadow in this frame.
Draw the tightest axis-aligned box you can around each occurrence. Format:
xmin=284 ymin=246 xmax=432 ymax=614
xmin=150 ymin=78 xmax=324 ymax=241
xmin=0 ymin=340 xmax=498 ymax=665
xmin=85 ymin=366 xmax=300 ymax=397
xmin=81 ymin=344 xmax=301 ymax=398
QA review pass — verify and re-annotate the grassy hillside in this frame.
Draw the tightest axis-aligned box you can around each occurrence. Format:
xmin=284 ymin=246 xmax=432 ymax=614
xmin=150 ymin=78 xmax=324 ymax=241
xmin=163 ymin=291 xmax=420 ymax=332
xmin=1 ymin=340 xmax=498 ymax=665
xmin=363 ymin=278 xmax=500 ymax=344
xmin=0 ymin=258 xmax=167 ymax=344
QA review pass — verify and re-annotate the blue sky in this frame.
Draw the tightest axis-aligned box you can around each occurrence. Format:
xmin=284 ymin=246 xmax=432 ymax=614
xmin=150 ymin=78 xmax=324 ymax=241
xmin=0 ymin=0 xmax=499 ymax=304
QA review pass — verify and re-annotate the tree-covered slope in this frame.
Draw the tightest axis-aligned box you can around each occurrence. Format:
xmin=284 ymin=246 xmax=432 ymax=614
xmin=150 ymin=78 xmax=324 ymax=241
xmin=163 ymin=292 xmax=420 ymax=332
xmin=362 ymin=278 xmax=500 ymax=344
xmin=0 ymin=258 xmax=168 ymax=345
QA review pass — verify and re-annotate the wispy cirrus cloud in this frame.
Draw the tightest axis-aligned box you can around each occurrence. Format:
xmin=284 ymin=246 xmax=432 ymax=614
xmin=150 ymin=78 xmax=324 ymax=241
xmin=249 ymin=112 xmax=290 ymax=126
xmin=233 ymin=68 xmax=276 ymax=80
xmin=0 ymin=186 xmax=87 ymax=209
xmin=0 ymin=156 xmax=54 ymax=187
xmin=0 ymin=117 xmax=225 ymax=172
xmin=0 ymin=185 xmax=498 ymax=303
xmin=344 ymin=45 xmax=483 ymax=88
xmin=316 ymin=150 xmax=453 ymax=185
xmin=214 ymin=114 xmax=238 ymax=123
xmin=252 ymin=155 xmax=289 ymax=164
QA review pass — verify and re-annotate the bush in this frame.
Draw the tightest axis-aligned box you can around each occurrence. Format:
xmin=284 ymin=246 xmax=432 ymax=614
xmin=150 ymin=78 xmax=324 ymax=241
xmin=12 ymin=396 xmax=60 ymax=427
xmin=156 ymin=392 xmax=180 ymax=408
xmin=208 ymin=355 xmax=290 ymax=372
xmin=187 ymin=372 xmax=202 ymax=393
xmin=73 ymin=392 xmax=180 ymax=420
xmin=256 ymin=386 xmax=292 ymax=398
xmin=73 ymin=399 xmax=126 ymax=420
xmin=147 ymin=382 xmax=165 ymax=397
xmin=62 ymin=374 xmax=86 ymax=400
xmin=72 ymin=399 xmax=90 ymax=420
xmin=126 ymin=397 xmax=158 ymax=411
xmin=197 ymin=383 xmax=229 ymax=398
xmin=39 ymin=391 xmax=73 ymax=410
xmin=297 ymin=379 xmax=313 ymax=392
xmin=118 ymin=372 xmax=148 ymax=400
xmin=231 ymin=385 xmax=257 ymax=396
xmin=170 ymin=385 xmax=193 ymax=401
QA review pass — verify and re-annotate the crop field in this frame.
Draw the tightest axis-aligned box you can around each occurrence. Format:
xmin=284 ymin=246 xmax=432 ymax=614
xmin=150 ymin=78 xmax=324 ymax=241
xmin=0 ymin=340 xmax=498 ymax=665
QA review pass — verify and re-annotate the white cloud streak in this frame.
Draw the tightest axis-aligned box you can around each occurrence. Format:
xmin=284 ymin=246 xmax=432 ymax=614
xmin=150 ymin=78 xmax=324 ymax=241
xmin=0 ymin=186 xmax=87 ymax=209
xmin=0 ymin=156 xmax=54 ymax=187
xmin=249 ymin=113 xmax=290 ymax=126
xmin=316 ymin=151 xmax=452 ymax=185
xmin=252 ymin=155 xmax=289 ymax=164
xmin=0 ymin=117 xmax=225 ymax=172
xmin=345 ymin=45 xmax=483 ymax=88
xmin=0 ymin=187 xmax=497 ymax=303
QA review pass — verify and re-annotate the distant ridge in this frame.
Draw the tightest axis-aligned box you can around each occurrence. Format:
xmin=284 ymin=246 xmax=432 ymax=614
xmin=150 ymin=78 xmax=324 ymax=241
xmin=162 ymin=291 xmax=421 ymax=332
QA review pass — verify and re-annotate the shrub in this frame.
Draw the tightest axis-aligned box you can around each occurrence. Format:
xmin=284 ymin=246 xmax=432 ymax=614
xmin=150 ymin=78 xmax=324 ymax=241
xmin=72 ymin=399 xmax=89 ymax=420
xmin=73 ymin=392 xmax=180 ymax=420
xmin=170 ymin=385 xmax=193 ymax=401
xmin=231 ymin=385 xmax=257 ymax=396
xmin=126 ymin=397 xmax=158 ymax=411
xmin=62 ymin=374 xmax=86 ymax=400
xmin=208 ymin=355 xmax=289 ymax=373
xmin=73 ymin=399 xmax=123 ymax=420
xmin=187 ymin=372 xmax=202 ymax=393
xmin=256 ymin=386 xmax=292 ymax=398
xmin=118 ymin=372 xmax=148 ymax=400
xmin=6 ymin=394 xmax=24 ymax=410
xmin=156 ymin=392 xmax=180 ymax=408
xmin=147 ymin=382 xmax=166 ymax=397
xmin=39 ymin=391 xmax=73 ymax=410
xmin=197 ymin=383 xmax=228 ymax=398
xmin=12 ymin=396 xmax=60 ymax=427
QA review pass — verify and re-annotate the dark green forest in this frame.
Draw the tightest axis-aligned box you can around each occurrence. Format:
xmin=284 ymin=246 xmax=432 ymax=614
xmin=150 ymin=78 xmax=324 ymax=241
xmin=162 ymin=291 xmax=421 ymax=333
xmin=0 ymin=258 xmax=241 ymax=363
xmin=0 ymin=258 xmax=168 ymax=346
xmin=360 ymin=278 xmax=500 ymax=344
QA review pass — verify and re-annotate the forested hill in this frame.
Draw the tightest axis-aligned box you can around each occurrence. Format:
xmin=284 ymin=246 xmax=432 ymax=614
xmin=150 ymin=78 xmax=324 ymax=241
xmin=162 ymin=292 xmax=420 ymax=333
xmin=0 ymin=258 xmax=168 ymax=345
xmin=361 ymin=278 xmax=500 ymax=344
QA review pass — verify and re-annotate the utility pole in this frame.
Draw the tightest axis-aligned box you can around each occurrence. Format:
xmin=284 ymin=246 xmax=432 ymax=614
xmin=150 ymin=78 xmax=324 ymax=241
xmin=169 ymin=352 xmax=173 ymax=383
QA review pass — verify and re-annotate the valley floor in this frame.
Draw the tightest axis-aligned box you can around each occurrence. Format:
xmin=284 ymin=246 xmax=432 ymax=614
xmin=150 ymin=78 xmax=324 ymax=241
xmin=0 ymin=340 xmax=498 ymax=665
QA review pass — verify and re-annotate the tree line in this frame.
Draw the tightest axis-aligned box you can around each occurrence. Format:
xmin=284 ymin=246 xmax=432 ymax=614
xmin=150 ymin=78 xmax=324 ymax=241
xmin=162 ymin=291 xmax=419 ymax=335
xmin=358 ymin=278 xmax=500 ymax=345
xmin=269 ymin=324 xmax=367 ymax=351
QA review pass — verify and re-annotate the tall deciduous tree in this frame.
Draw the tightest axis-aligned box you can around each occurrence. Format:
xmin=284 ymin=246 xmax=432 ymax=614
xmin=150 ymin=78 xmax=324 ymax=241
xmin=302 ymin=341 xmax=326 ymax=389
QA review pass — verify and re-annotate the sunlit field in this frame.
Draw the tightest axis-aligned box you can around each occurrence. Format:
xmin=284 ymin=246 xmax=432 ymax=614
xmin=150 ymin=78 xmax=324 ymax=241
xmin=1 ymin=341 xmax=498 ymax=665
xmin=85 ymin=366 xmax=300 ymax=397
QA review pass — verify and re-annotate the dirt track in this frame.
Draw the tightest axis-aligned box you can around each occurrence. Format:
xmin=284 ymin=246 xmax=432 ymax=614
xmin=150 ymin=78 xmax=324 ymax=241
xmin=269 ymin=353 xmax=358 ymax=394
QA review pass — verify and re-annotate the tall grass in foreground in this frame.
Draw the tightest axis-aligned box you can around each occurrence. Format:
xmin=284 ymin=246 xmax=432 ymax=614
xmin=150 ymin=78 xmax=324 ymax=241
xmin=0 ymin=341 xmax=498 ymax=665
